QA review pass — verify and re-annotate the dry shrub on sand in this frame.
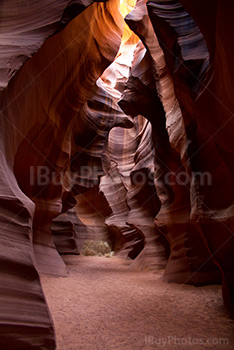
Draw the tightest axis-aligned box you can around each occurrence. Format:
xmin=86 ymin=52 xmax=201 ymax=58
xmin=81 ymin=240 xmax=114 ymax=257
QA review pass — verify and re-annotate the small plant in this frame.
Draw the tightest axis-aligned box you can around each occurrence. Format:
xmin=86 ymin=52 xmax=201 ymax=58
xmin=81 ymin=240 xmax=114 ymax=257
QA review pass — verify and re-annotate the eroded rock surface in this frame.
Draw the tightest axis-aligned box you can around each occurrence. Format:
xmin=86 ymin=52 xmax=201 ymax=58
xmin=0 ymin=0 xmax=234 ymax=348
xmin=120 ymin=0 xmax=221 ymax=285
xmin=147 ymin=0 xmax=234 ymax=315
xmin=0 ymin=0 xmax=125 ymax=347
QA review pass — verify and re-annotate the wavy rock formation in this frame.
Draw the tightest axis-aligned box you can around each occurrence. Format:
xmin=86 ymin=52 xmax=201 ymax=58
xmin=100 ymin=116 xmax=151 ymax=260
xmin=119 ymin=0 xmax=221 ymax=285
xmin=63 ymin=35 xmax=137 ymax=251
xmin=0 ymin=0 xmax=125 ymax=347
xmin=125 ymin=116 xmax=170 ymax=270
xmin=75 ymin=186 xmax=113 ymax=249
xmin=0 ymin=0 xmax=107 ymax=92
xmin=52 ymin=208 xmax=80 ymax=255
xmin=0 ymin=1 xmax=234 ymax=348
xmin=91 ymin=36 xmax=169 ymax=267
xmin=147 ymin=0 xmax=234 ymax=315
xmin=100 ymin=111 xmax=169 ymax=268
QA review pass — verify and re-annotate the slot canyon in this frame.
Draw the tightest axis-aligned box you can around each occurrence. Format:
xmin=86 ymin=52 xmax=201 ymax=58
xmin=0 ymin=0 xmax=234 ymax=349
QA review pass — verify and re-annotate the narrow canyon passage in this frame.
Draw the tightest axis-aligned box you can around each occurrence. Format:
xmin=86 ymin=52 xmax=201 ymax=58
xmin=41 ymin=256 xmax=234 ymax=350
xmin=1 ymin=0 xmax=234 ymax=348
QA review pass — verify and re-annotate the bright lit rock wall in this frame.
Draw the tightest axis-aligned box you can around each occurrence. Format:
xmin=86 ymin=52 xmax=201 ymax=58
xmin=0 ymin=0 xmax=234 ymax=348
xmin=0 ymin=0 xmax=125 ymax=347
xmin=120 ymin=0 xmax=233 ymax=314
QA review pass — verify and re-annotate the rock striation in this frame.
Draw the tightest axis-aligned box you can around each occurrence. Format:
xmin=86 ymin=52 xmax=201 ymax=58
xmin=0 ymin=0 xmax=126 ymax=347
xmin=0 ymin=0 xmax=234 ymax=348
xmin=147 ymin=0 xmax=234 ymax=315
xmin=120 ymin=0 xmax=233 ymax=314
xmin=120 ymin=0 xmax=221 ymax=285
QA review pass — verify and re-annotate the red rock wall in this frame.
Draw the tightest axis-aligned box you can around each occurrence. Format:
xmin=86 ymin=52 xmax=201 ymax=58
xmin=147 ymin=0 xmax=234 ymax=315
xmin=0 ymin=0 xmax=96 ymax=92
xmin=0 ymin=0 xmax=234 ymax=347
xmin=119 ymin=0 xmax=221 ymax=284
xmin=0 ymin=0 xmax=125 ymax=347
xmin=119 ymin=0 xmax=233 ymax=314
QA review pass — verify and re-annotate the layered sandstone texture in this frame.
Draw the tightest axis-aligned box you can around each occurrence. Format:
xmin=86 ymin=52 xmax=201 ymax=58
xmin=0 ymin=0 xmax=126 ymax=348
xmin=0 ymin=0 xmax=234 ymax=348
xmin=145 ymin=0 xmax=234 ymax=315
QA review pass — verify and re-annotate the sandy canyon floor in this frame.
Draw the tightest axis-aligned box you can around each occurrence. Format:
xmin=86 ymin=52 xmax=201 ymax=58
xmin=41 ymin=255 xmax=234 ymax=350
